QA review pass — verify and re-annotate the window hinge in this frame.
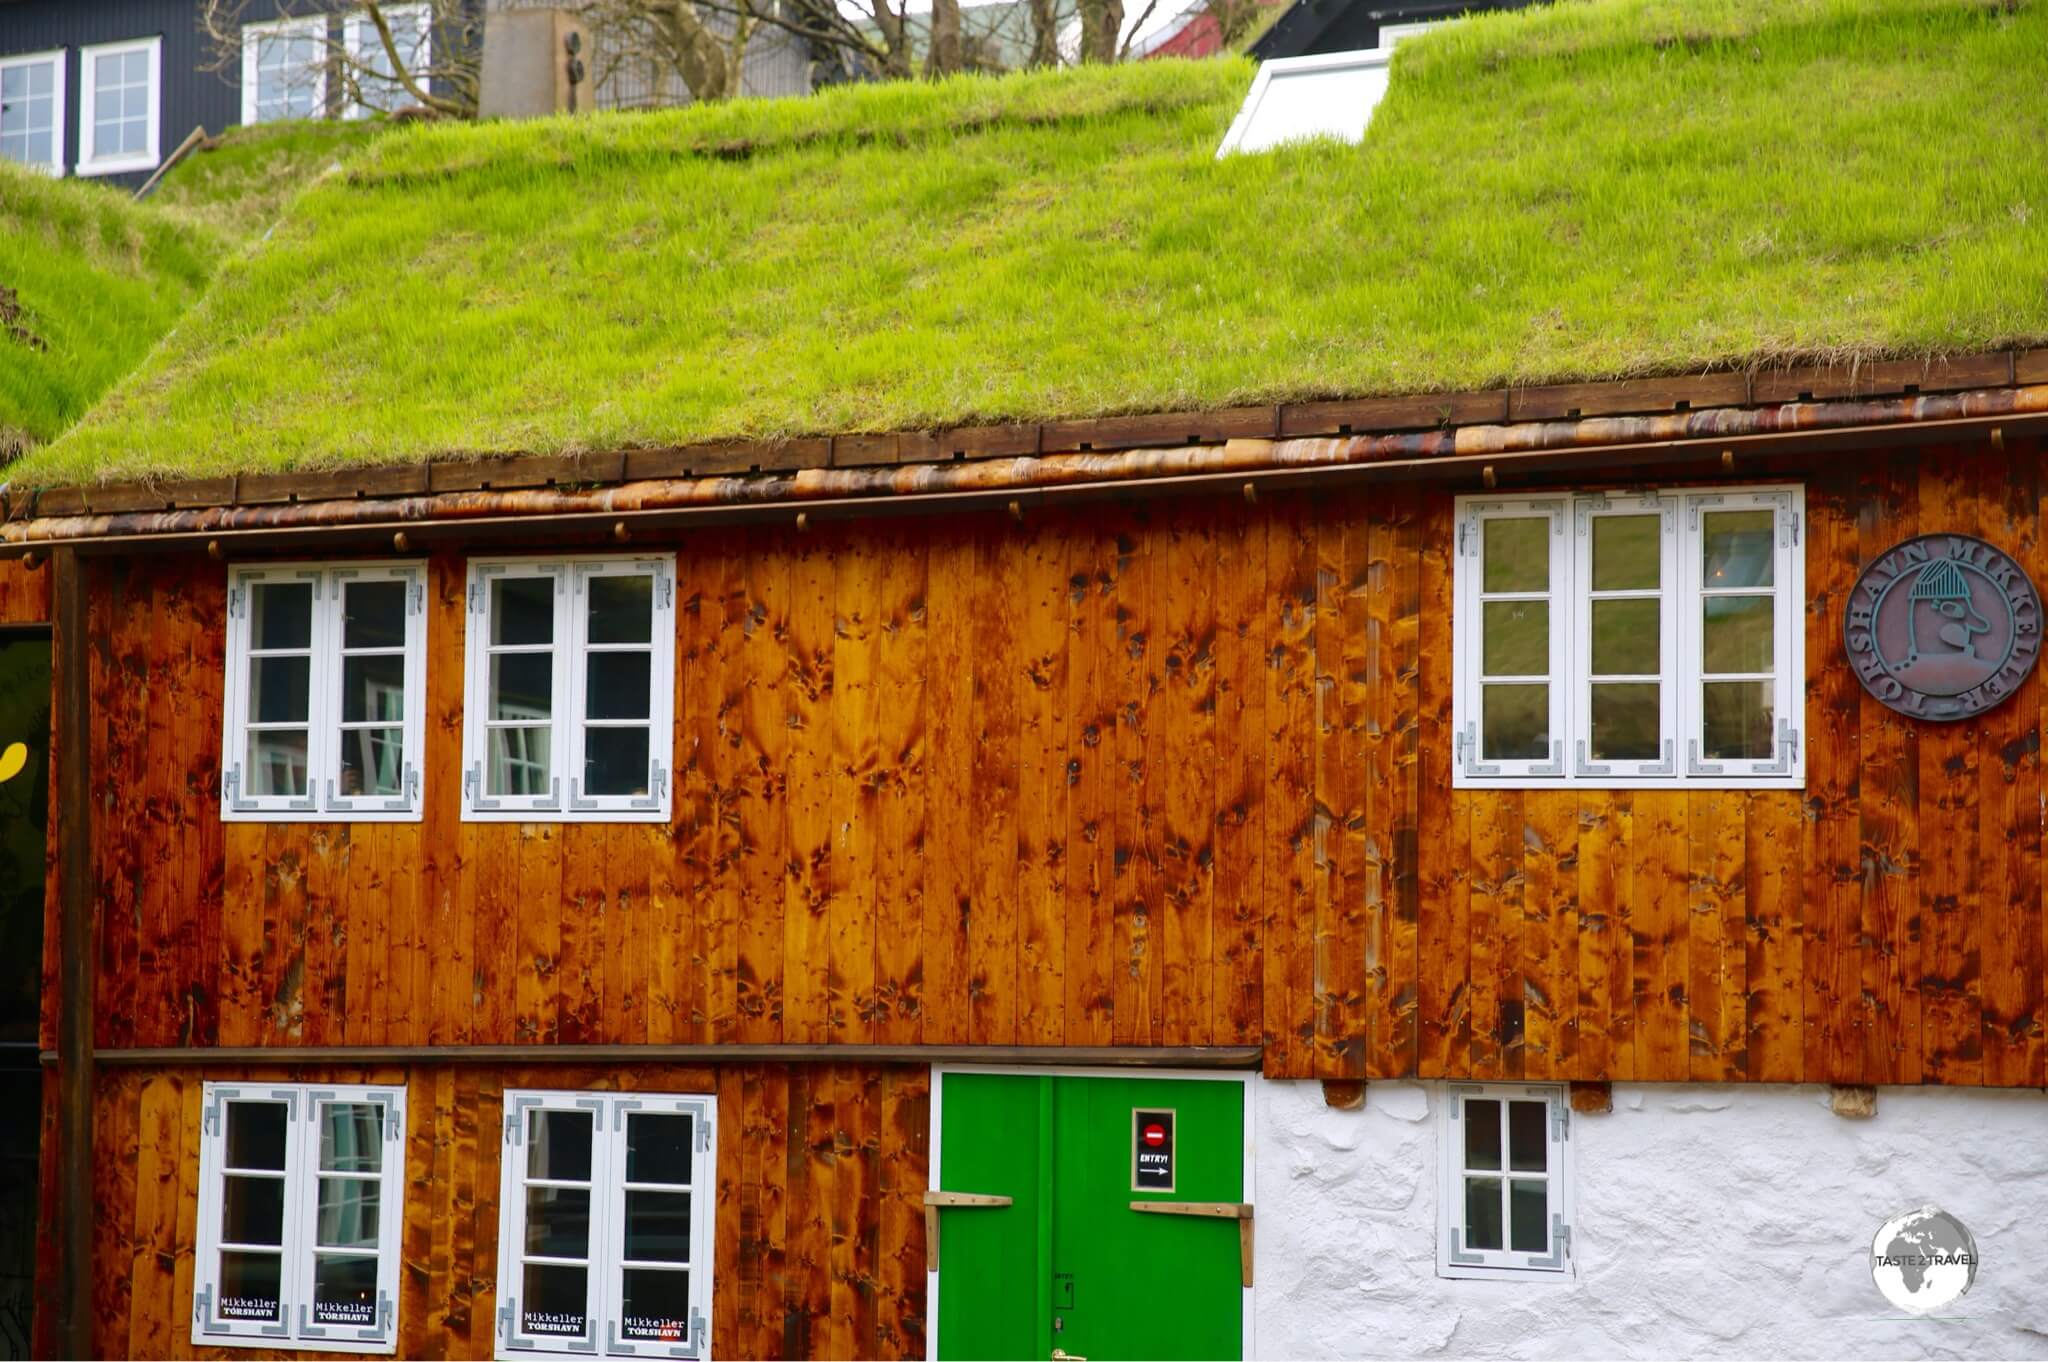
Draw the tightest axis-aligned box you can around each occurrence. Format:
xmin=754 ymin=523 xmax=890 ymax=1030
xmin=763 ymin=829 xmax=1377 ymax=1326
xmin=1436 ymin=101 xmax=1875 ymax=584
xmin=1559 ymin=1222 xmax=1573 ymax=1259
xmin=227 ymin=584 xmax=245 ymax=619
xmin=659 ymin=573 xmax=674 ymax=610
xmin=405 ymin=763 xmax=421 ymax=804
xmin=193 ymin=1286 xmax=211 ymax=1325
xmin=469 ymin=584 xmax=487 ymax=616
xmin=1552 ymin=1101 xmax=1570 ymax=1142
xmin=464 ymin=764 xmax=478 ymax=802
xmin=1789 ymin=510 xmax=1802 ymax=547
xmin=409 ymin=582 xmax=425 ymax=617
xmin=1457 ymin=518 xmax=1472 ymax=556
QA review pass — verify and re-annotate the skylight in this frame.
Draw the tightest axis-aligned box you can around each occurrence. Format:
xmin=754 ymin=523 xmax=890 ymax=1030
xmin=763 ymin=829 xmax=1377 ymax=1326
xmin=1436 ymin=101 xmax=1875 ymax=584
xmin=1216 ymin=48 xmax=1393 ymax=157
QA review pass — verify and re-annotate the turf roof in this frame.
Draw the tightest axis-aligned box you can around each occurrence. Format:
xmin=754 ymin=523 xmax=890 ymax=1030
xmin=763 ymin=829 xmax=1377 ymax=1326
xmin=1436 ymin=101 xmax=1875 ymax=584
xmin=18 ymin=0 xmax=2048 ymax=487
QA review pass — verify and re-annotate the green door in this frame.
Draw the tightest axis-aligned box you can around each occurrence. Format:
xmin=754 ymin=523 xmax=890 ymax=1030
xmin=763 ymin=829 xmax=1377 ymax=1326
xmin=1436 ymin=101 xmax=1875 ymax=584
xmin=934 ymin=1073 xmax=1246 ymax=1362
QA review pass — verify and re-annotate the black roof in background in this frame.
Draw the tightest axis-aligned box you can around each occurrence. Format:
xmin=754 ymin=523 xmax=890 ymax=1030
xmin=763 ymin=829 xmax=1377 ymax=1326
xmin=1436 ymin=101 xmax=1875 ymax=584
xmin=1249 ymin=0 xmax=1532 ymax=60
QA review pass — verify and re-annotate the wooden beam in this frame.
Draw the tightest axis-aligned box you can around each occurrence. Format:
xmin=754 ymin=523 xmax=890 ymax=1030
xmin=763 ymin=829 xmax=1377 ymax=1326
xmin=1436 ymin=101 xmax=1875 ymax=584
xmin=68 ymin=1043 xmax=1262 ymax=1068
xmin=64 ymin=1042 xmax=1266 ymax=1068
xmin=52 ymin=547 xmax=93 ymax=1362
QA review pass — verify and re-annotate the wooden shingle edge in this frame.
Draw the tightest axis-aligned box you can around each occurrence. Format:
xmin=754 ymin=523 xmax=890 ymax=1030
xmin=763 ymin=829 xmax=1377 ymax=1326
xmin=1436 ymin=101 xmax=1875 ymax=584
xmin=23 ymin=349 xmax=2039 ymax=514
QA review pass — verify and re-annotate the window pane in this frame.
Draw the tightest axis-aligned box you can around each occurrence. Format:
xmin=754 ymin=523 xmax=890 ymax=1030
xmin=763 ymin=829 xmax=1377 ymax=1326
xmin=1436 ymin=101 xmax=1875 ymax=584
xmin=1509 ymin=1179 xmax=1549 ymax=1253
xmin=0 ymin=68 xmax=22 ymax=97
xmin=623 ymin=1191 xmax=693 ymax=1263
xmin=218 ymin=1250 xmax=283 ymax=1322
xmin=1482 ymin=518 xmax=1549 ymax=594
xmin=621 ymin=1268 xmax=693 ymax=1343
xmin=1703 ymin=681 xmax=1774 ymax=760
xmin=250 ymin=581 xmax=313 ymax=650
xmin=589 ymin=575 xmax=654 ymax=644
xmin=343 ymin=580 xmax=407 ymax=649
xmin=226 ymin=1101 xmax=289 ymax=1170
xmin=343 ymin=653 xmax=406 ymax=723
xmin=1507 ymin=1100 xmax=1547 ymax=1171
xmin=250 ymin=654 xmax=311 ymax=724
xmin=1463 ymin=1176 xmax=1502 ymax=1251
xmin=527 ymin=1109 xmax=594 ymax=1182
xmin=340 ymin=727 xmax=405 ymax=798
xmin=1591 ymin=514 xmax=1659 ymax=591
xmin=1589 ymin=598 xmax=1658 ymax=676
xmin=1480 ymin=685 xmax=1547 ymax=762
xmin=524 ymin=1187 xmax=592 ymax=1259
xmin=491 ymin=652 xmax=553 ymax=719
xmin=586 ymin=651 xmax=652 ymax=720
xmin=221 ymin=1174 xmax=285 ymax=1246
xmin=1702 ymin=595 xmax=1774 ymax=674
xmin=1481 ymin=601 xmax=1548 ymax=677
xmin=316 ymin=1176 xmax=381 ymax=1248
xmin=312 ymin=1253 xmax=380 ymax=1327
xmin=488 ymin=726 xmax=552 ymax=796
xmin=246 ymin=730 xmax=309 ymax=798
xmin=626 ymin=1113 xmax=694 ymax=1186
xmin=492 ymin=576 xmax=555 ymax=646
xmin=1462 ymin=1098 xmax=1500 ymax=1170
xmin=1703 ymin=510 xmax=1774 ymax=589
xmin=583 ymin=726 xmax=651 ymax=797
xmin=320 ymin=1103 xmax=384 ymax=1172
xmin=521 ymin=1262 xmax=589 ymax=1338
xmin=1590 ymin=683 xmax=1659 ymax=761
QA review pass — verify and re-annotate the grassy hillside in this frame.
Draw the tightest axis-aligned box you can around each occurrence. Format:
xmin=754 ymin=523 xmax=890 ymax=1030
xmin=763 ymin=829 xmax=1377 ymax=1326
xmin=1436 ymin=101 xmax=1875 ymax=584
xmin=22 ymin=0 xmax=2048 ymax=486
xmin=0 ymin=162 xmax=220 ymax=462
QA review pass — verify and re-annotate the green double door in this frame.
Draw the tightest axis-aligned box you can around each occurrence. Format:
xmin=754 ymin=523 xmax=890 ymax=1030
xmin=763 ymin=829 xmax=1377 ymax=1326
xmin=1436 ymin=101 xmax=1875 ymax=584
xmin=933 ymin=1073 xmax=1247 ymax=1362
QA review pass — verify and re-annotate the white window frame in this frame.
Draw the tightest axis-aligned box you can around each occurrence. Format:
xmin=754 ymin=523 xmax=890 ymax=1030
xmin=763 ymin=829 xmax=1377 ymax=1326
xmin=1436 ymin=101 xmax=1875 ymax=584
xmin=222 ymin=560 xmax=427 ymax=822
xmin=494 ymin=1089 xmax=716 ymax=1361
xmin=193 ymin=1081 xmax=408 ymax=1352
xmin=0 ymin=49 xmax=66 ymax=176
xmin=343 ymin=3 xmax=431 ymax=119
xmin=75 ymin=35 xmax=160 ymax=176
xmin=1453 ymin=484 xmax=1804 ymax=789
xmin=462 ymin=554 xmax=676 ymax=823
xmin=241 ymin=16 xmax=329 ymax=125
xmin=1437 ymin=1083 xmax=1572 ymax=1282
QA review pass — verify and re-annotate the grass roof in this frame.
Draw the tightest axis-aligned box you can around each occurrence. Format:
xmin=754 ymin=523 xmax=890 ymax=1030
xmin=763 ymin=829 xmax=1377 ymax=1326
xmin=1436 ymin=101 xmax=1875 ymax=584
xmin=150 ymin=118 xmax=394 ymax=242
xmin=0 ymin=161 xmax=220 ymax=461
xmin=20 ymin=0 xmax=2048 ymax=487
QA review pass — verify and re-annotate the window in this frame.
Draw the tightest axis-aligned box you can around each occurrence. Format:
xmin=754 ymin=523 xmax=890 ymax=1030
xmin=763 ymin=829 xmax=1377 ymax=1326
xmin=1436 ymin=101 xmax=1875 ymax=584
xmin=495 ymin=1091 xmax=715 ymax=1359
xmin=0 ymin=50 xmax=65 ymax=175
xmin=462 ymin=555 xmax=676 ymax=821
xmin=1438 ymin=1084 xmax=1570 ymax=1280
xmin=77 ymin=36 xmax=160 ymax=176
xmin=223 ymin=561 xmax=426 ymax=820
xmin=344 ymin=4 xmax=431 ymax=117
xmin=1453 ymin=485 xmax=1803 ymax=787
xmin=1216 ymin=50 xmax=1391 ymax=157
xmin=242 ymin=17 xmax=328 ymax=124
xmin=194 ymin=1082 xmax=407 ymax=1352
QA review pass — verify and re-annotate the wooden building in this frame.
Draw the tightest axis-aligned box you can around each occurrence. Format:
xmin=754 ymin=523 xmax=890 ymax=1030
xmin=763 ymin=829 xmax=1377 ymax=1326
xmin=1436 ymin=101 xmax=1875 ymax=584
xmin=10 ymin=5 xmax=2048 ymax=1357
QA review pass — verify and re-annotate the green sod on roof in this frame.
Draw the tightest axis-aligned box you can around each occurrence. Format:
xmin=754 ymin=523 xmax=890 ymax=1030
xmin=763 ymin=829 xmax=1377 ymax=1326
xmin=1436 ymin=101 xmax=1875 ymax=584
xmin=17 ymin=0 xmax=2048 ymax=488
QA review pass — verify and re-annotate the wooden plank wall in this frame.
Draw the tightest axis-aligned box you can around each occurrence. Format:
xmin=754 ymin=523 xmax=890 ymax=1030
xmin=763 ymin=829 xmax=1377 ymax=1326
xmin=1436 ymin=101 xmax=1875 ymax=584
xmin=52 ymin=441 xmax=2048 ymax=1087
xmin=44 ymin=1062 xmax=929 ymax=1362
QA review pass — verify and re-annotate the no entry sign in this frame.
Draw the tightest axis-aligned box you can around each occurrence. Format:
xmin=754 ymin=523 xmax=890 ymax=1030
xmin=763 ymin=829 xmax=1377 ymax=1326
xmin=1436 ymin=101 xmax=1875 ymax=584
xmin=1132 ymin=1108 xmax=1176 ymax=1191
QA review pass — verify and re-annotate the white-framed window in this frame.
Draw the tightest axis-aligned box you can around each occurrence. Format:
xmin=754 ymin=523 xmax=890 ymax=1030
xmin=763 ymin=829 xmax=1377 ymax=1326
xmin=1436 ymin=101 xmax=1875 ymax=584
xmin=76 ymin=36 xmax=160 ymax=176
xmin=1453 ymin=484 xmax=1803 ymax=788
xmin=0 ymin=49 xmax=65 ymax=175
xmin=193 ymin=1081 xmax=407 ymax=1352
xmin=344 ymin=4 xmax=431 ymax=118
xmin=1438 ymin=1083 xmax=1571 ymax=1280
xmin=495 ymin=1090 xmax=716 ymax=1360
xmin=462 ymin=554 xmax=676 ymax=822
xmin=222 ymin=561 xmax=426 ymax=821
xmin=241 ymin=16 xmax=328 ymax=124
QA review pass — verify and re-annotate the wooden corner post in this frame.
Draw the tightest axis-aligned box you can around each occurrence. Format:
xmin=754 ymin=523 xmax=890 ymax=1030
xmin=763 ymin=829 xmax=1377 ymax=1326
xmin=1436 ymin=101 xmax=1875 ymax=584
xmin=53 ymin=547 xmax=94 ymax=1361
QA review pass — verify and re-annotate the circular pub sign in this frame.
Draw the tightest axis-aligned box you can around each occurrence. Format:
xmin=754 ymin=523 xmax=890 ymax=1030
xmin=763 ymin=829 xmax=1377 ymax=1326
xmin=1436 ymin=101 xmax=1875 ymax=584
xmin=1844 ymin=533 xmax=2042 ymax=720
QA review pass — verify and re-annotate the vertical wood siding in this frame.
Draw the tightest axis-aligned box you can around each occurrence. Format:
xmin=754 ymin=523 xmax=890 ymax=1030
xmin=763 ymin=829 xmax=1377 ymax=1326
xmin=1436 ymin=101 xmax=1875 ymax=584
xmin=39 ymin=1063 xmax=929 ymax=1361
xmin=52 ymin=443 xmax=2048 ymax=1086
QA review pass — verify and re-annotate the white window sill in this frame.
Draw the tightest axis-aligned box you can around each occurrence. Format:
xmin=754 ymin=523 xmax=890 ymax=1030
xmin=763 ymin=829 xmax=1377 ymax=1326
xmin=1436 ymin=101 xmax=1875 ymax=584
xmin=199 ymin=1333 xmax=397 ymax=1355
xmin=461 ymin=806 xmax=671 ymax=824
xmin=76 ymin=154 xmax=157 ymax=176
xmin=222 ymin=807 xmax=424 ymax=824
xmin=1436 ymin=1262 xmax=1576 ymax=1283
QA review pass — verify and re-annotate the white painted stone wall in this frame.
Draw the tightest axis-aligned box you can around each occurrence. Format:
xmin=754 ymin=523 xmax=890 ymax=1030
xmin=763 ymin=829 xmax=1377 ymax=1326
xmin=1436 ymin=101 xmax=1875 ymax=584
xmin=1251 ymin=1079 xmax=2048 ymax=1358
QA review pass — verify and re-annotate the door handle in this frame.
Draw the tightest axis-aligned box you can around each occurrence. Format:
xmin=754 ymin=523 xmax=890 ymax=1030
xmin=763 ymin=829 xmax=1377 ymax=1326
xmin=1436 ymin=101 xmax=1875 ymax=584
xmin=1052 ymin=1350 xmax=1087 ymax=1361
xmin=922 ymin=1190 xmax=1014 ymax=1272
xmin=1130 ymin=1201 xmax=1256 ymax=1288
